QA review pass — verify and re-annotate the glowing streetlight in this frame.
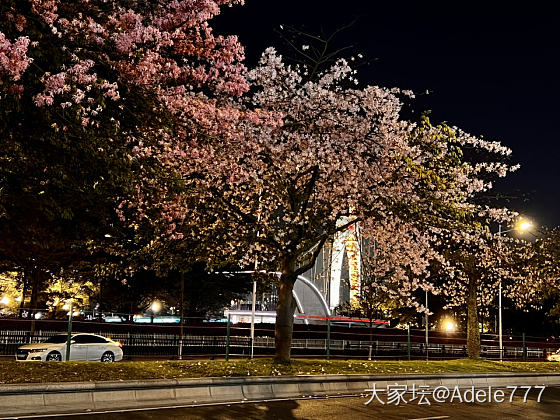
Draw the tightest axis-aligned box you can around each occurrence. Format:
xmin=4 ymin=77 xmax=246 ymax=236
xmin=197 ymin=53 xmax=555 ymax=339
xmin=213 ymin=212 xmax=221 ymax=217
xmin=443 ymin=320 xmax=456 ymax=332
xmin=151 ymin=301 xmax=162 ymax=313
xmin=517 ymin=219 xmax=533 ymax=232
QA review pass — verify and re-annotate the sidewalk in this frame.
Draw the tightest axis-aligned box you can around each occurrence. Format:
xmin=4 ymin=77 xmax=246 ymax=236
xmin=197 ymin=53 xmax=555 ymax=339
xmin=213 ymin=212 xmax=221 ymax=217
xmin=2 ymin=372 xmax=560 ymax=417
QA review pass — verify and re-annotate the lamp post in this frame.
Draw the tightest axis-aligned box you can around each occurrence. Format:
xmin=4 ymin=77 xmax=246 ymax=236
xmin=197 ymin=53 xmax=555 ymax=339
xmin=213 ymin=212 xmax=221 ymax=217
xmin=425 ymin=289 xmax=429 ymax=361
xmin=496 ymin=219 xmax=532 ymax=362
xmin=65 ymin=302 xmax=73 ymax=361
xmin=498 ymin=224 xmax=503 ymax=362
xmin=178 ymin=272 xmax=184 ymax=360
xmin=250 ymin=273 xmax=257 ymax=359
xmin=250 ymin=188 xmax=263 ymax=359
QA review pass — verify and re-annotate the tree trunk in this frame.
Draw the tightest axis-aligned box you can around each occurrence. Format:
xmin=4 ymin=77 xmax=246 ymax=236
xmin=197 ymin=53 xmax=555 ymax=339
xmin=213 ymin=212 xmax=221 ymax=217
xmin=274 ymin=257 xmax=297 ymax=363
xmin=466 ymin=274 xmax=480 ymax=359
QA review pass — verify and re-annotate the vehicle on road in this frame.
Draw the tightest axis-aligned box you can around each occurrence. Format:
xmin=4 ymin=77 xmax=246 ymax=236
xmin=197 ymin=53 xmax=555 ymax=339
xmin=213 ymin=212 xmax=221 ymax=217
xmin=547 ymin=349 xmax=560 ymax=362
xmin=16 ymin=333 xmax=123 ymax=362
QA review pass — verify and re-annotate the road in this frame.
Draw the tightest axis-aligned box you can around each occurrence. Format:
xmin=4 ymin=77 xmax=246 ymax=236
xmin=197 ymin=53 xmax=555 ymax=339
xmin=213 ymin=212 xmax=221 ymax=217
xmin=7 ymin=387 xmax=560 ymax=420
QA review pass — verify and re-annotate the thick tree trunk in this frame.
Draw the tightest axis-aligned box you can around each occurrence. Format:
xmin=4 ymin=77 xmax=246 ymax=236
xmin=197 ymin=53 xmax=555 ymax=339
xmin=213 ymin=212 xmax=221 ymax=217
xmin=466 ymin=275 xmax=480 ymax=359
xmin=274 ymin=257 xmax=297 ymax=364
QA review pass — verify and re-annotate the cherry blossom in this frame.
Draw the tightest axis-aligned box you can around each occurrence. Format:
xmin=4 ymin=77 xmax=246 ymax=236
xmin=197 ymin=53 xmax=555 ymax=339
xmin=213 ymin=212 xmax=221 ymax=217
xmin=0 ymin=31 xmax=31 ymax=93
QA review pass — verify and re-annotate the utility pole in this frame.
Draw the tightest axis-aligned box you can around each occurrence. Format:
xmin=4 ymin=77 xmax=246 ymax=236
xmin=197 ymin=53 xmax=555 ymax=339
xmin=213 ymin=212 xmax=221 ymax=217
xmin=250 ymin=276 xmax=257 ymax=359
xmin=225 ymin=312 xmax=231 ymax=361
xmin=499 ymin=281 xmax=503 ymax=362
xmin=250 ymin=187 xmax=263 ymax=359
xmin=498 ymin=224 xmax=503 ymax=362
xmin=326 ymin=318 xmax=331 ymax=360
xmin=407 ymin=324 xmax=411 ymax=361
xmin=495 ymin=220 xmax=533 ymax=362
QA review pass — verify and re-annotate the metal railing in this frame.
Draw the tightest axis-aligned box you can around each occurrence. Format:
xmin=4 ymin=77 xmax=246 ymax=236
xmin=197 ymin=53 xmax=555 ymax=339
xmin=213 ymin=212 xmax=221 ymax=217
xmin=0 ymin=327 xmax=557 ymax=361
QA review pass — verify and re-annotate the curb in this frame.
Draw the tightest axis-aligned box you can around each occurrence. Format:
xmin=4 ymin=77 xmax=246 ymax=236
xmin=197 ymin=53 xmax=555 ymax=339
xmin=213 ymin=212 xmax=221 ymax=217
xmin=1 ymin=372 xmax=559 ymax=417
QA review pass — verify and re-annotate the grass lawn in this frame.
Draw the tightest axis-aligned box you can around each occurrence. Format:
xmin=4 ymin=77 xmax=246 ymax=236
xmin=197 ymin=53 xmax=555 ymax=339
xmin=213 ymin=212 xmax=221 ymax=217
xmin=1 ymin=358 xmax=560 ymax=385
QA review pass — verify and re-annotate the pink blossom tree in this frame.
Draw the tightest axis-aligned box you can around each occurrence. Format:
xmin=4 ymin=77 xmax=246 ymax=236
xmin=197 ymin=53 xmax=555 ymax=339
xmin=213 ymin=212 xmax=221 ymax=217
xmin=175 ymin=49 xmax=520 ymax=362
xmin=0 ymin=0 xmax=251 ymax=315
xmin=331 ymin=115 xmax=521 ymax=359
xmin=503 ymin=229 xmax=560 ymax=327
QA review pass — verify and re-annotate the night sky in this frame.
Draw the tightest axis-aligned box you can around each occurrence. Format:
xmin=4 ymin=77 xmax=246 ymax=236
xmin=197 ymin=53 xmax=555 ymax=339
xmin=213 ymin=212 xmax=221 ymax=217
xmin=214 ymin=1 xmax=560 ymax=228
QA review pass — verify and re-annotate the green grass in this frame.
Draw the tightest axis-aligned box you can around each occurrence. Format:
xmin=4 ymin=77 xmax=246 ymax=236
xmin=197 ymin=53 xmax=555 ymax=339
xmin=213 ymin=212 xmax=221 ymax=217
xmin=1 ymin=358 xmax=560 ymax=385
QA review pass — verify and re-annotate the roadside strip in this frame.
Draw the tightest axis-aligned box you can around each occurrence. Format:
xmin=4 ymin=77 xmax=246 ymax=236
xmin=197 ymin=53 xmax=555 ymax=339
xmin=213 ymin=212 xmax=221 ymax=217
xmin=1 ymin=372 xmax=559 ymax=417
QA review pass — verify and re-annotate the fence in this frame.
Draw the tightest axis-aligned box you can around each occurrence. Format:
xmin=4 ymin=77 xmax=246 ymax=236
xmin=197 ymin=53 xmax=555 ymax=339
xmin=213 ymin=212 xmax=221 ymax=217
xmin=0 ymin=318 xmax=558 ymax=361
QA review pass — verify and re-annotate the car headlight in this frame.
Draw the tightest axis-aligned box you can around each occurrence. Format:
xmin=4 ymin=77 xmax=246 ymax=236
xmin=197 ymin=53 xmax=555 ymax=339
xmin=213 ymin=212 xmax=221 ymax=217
xmin=547 ymin=355 xmax=552 ymax=361
xmin=29 ymin=348 xmax=48 ymax=353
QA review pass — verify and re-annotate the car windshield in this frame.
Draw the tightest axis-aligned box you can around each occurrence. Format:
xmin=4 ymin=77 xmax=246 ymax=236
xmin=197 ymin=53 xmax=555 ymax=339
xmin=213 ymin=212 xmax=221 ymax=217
xmin=43 ymin=335 xmax=69 ymax=343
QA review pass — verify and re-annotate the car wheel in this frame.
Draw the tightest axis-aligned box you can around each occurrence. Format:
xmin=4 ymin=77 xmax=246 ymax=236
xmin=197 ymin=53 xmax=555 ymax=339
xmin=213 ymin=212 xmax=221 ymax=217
xmin=101 ymin=351 xmax=115 ymax=362
xmin=46 ymin=351 xmax=62 ymax=362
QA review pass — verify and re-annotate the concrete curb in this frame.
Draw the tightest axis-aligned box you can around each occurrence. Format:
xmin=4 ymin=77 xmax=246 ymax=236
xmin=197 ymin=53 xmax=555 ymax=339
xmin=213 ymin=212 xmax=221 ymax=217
xmin=1 ymin=372 xmax=559 ymax=417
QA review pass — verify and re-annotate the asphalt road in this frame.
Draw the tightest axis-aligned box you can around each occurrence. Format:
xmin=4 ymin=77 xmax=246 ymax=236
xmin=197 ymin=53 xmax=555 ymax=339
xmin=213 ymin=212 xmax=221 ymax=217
xmin=10 ymin=387 xmax=560 ymax=420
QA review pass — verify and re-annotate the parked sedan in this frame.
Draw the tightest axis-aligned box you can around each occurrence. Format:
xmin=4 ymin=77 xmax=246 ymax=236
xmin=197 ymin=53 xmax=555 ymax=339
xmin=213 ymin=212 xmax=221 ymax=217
xmin=547 ymin=349 xmax=560 ymax=362
xmin=16 ymin=333 xmax=123 ymax=362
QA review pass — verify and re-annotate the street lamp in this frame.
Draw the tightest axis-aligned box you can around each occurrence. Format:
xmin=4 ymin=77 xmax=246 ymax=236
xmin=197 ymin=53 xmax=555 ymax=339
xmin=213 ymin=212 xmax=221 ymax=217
xmin=517 ymin=220 xmax=533 ymax=232
xmin=250 ymin=186 xmax=263 ymax=360
xmin=497 ymin=218 xmax=533 ymax=362
xmin=64 ymin=300 xmax=74 ymax=361
xmin=425 ymin=289 xmax=429 ymax=361
xmin=443 ymin=319 xmax=456 ymax=333
xmin=150 ymin=301 xmax=161 ymax=324
xmin=151 ymin=301 xmax=162 ymax=313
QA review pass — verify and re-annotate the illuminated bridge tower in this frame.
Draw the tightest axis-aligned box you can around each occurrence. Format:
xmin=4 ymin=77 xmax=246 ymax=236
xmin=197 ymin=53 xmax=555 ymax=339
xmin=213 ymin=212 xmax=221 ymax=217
xmin=328 ymin=217 xmax=361 ymax=311
xmin=230 ymin=218 xmax=364 ymax=323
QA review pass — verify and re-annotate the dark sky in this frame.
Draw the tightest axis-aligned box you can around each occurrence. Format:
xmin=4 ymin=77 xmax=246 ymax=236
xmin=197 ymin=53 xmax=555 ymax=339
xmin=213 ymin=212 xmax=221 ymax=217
xmin=214 ymin=1 xmax=560 ymax=228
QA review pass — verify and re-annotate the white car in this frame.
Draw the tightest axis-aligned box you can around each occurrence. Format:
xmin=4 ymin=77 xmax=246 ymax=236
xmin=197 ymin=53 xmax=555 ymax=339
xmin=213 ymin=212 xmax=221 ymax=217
xmin=547 ymin=349 xmax=560 ymax=362
xmin=16 ymin=333 xmax=123 ymax=362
